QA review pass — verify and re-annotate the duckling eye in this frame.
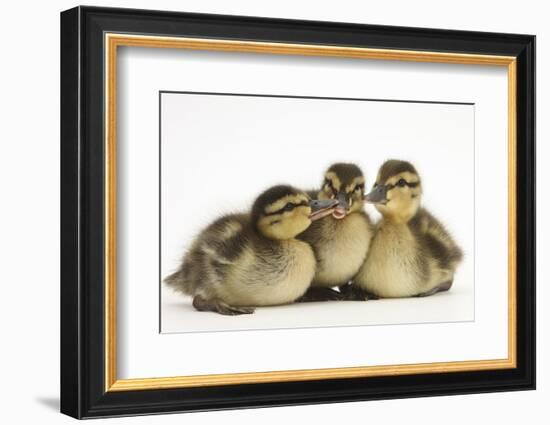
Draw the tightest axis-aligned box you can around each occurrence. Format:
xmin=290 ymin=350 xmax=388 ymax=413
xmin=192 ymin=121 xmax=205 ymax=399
xmin=355 ymin=184 xmax=364 ymax=192
xmin=283 ymin=203 xmax=295 ymax=212
xmin=324 ymin=179 xmax=335 ymax=192
xmin=397 ymin=178 xmax=407 ymax=187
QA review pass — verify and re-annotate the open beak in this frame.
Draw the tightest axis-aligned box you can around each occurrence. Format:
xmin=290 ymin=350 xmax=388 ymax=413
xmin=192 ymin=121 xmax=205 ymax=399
xmin=308 ymin=199 xmax=339 ymax=221
xmin=332 ymin=192 xmax=349 ymax=220
xmin=364 ymin=185 xmax=388 ymax=205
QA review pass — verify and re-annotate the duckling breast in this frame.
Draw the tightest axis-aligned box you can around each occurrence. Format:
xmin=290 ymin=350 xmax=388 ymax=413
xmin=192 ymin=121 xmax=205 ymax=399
xmin=307 ymin=212 xmax=373 ymax=287
xmin=356 ymin=223 xmax=426 ymax=297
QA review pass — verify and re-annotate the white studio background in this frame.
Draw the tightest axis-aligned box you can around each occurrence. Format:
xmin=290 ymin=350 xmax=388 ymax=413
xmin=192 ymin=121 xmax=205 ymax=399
xmin=0 ymin=1 xmax=547 ymax=425
xmin=160 ymin=93 xmax=475 ymax=333
xmin=119 ymin=46 xmax=505 ymax=378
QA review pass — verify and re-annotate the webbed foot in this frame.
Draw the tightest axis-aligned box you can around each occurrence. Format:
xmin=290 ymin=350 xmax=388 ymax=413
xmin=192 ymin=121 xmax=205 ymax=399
xmin=415 ymin=280 xmax=453 ymax=297
xmin=297 ymin=287 xmax=344 ymax=302
xmin=192 ymin=295 xmax=255 ymax=315
xmin=339 ymin=283 xmax=379 ymax=301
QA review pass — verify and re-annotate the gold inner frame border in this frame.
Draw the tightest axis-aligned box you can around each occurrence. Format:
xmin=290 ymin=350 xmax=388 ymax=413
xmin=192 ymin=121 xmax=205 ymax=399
xmin=104 ymin=33 xmax=517 ymax=392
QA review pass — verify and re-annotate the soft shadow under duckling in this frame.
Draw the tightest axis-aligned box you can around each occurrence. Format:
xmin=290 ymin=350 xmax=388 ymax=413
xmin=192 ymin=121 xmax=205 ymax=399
xmin=164 ymin=185 xmax=338 ymax=315
xmin=351 ymin=159 xmax=463 ymax=299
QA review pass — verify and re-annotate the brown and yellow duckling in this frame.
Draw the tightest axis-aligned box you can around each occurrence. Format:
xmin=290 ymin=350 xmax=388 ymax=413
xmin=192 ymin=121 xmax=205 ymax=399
xmin=298 ymin=163 xmax=374 ymax=301
xmin=351 ymin=159 xmax=463 ymax=299
xmin=164 ymin=185 xmax=338 ymax=315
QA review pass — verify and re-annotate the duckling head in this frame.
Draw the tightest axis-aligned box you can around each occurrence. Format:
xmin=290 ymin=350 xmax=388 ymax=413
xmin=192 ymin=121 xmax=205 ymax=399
xmin=252 ymin=185 xmax=339 ymax=240
xmin=317 ymin=163 xmax=366 ymax=219
xmin=365 ymin=159 xmax=422 ymax=223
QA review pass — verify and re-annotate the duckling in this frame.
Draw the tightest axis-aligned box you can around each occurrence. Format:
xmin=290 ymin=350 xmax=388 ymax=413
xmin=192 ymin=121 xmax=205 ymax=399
xmin=164 ymin=185 xmax=339 ymax=315
xmin=297 ymin=163 xmax=374 ymax=301
xmin=352 ymin=159 xmax=463 ymax=299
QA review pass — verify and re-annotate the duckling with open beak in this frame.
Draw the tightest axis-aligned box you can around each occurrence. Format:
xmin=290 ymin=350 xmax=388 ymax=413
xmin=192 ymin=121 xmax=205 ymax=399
xmin=298 ymin=163 xmax=374 ymax=301
xmin=308 ymin=198 xmax=341 ymax=220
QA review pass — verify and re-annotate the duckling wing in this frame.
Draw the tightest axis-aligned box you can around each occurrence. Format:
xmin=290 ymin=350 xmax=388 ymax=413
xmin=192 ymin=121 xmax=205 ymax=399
xmin=165 ymin=215 xmax=250 ymax=297
xmin=196 ymin=214 xmax=251 ymax=269
xmin=414 ymin=209 xmax=463 ymax=269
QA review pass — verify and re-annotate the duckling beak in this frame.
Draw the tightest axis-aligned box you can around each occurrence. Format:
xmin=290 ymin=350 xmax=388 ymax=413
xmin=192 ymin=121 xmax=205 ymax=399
xmin=308 ymin=199 xmax=339 ymax=221
xmin=332 ymin=192 xmax=349 ymax=220
xmin=364 ymin=185 xmax=388 ymax=205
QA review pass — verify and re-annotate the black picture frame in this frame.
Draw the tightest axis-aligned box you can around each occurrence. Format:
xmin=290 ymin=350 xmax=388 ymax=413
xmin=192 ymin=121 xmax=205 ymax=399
xmin=61 ymin=5 xmax=535 ymax=419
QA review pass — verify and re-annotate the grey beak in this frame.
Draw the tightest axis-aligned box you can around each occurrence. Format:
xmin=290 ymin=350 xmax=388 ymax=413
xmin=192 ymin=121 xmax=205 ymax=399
xmin=335 ymin=192 xmax=349 ymax=211
xmin=309 ymin=198 xmax=339 ymax=212
xmin=308 ymin=198 xmax=339 ymax=221
xmin=364 ymin=185 xmax=387 ymax=204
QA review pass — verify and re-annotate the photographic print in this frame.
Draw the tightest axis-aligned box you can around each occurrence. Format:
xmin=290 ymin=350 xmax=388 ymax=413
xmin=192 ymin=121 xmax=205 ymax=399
xmin=160 ymin=92 xmax=474 ymax=333
xmin=61 ymin=7 xmax=535 ymax=418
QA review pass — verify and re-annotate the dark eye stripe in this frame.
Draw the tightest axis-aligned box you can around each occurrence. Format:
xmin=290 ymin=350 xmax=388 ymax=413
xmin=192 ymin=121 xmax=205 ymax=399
xmin=264 ymin=200 xmax=308 ymax=216
xmin=324 ymin=179 xmax=337 ymax=194
xmin=283 ymin=203 xmax=295 ymax=212
xmin=385 ymin=180 xmax=419 ymax=190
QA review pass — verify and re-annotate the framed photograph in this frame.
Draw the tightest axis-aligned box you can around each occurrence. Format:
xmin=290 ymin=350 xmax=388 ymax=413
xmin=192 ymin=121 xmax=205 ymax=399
xmin=60 ymin=6 xmax=535 ymax=419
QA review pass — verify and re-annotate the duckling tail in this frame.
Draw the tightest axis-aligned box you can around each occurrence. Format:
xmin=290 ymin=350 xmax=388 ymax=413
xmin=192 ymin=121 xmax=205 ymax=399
xmin=164 ymin=270 xmax=181 ymax=286
xmin=164 ymin=269 xmax=193 ymax=295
